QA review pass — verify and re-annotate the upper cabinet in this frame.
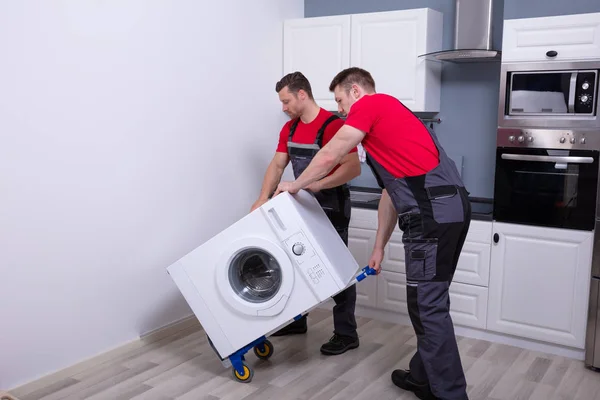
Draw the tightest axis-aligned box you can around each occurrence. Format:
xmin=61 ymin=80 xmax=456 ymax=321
xmin=283 ymin=15 xmax=351 ymax=111
xmin=283 ymin=9 xmax=443 ymax=113
xmin=502 ymin=12 xmax=600 ymax=63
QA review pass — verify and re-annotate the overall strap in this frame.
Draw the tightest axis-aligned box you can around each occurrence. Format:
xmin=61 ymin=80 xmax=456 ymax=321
xmin=287 ymin=118 xmax=301 ymax=142
xmin=315 ymin=115 xmax=341 ymax=148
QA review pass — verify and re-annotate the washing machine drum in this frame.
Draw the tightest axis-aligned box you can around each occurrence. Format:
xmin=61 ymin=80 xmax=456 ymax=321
xmin=228 ymin=248 xmax=283 ymax=303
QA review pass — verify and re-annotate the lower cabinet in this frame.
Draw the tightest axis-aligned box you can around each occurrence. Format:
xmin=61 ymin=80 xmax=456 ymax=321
xmin=376 ymin=271 xmax=488 ymax=330
xmin=487 ymin=222 xmax=594 ymax=349
xmin=348 ymin=207 xmax=596 ymax=350
xmin=348 ymin=208 xmax=492 ymax=331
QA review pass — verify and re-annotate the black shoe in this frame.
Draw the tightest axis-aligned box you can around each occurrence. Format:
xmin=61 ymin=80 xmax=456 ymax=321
xmin=271 ymin=316 xmax=308 ymax=336
xmin=320 ymin=334 xmax=359 ymax=355
xmin=391 ymin=370 xmax=438 ymax=400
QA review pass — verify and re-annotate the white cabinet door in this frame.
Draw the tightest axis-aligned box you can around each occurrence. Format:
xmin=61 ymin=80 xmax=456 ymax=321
xmin=448 ymin=282 xmax=488 ymax=330
xmin=348 ymin=227 xmax=377 ymax=307
xmin=376 ymin=271 xmax=488 ymax=330
xmin=377 ymin=271 xmax=409 ymax=314
xmin=387 ymin=220 xmax=492 ymax=287
xmin=502 ymin=12 xmax=600 ymax=62
xmin=488 ymin=222 xmax=594 ymax=349
xmin=350 ymin=9 xmax=443 ymax=112
xmin=283 ymin=15 xmax=351 ymax=111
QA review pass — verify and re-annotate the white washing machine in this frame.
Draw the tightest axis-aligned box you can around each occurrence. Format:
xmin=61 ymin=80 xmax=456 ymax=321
xmin=166 ymin=189 xmax=361 ymax=366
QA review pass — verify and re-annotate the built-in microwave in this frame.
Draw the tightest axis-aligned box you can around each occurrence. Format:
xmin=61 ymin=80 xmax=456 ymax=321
xmin=498 ymin=60 xmax=600 ymax=130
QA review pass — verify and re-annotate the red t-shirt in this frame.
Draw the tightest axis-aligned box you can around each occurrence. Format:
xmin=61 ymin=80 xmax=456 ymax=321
xmin=344 ymin=94 xmax=440 ymax=178
xmin=277 ymin=108 xmax=357 ymax=177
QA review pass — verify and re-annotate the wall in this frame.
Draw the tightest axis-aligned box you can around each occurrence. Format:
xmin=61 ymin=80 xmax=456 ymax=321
xmin=505 ymin=0 xmax=600 ymax=19
xmin=0 ymin=0 xmax=303 ymax=390
xmin=306 ymin=0 xmax=504 ymax=198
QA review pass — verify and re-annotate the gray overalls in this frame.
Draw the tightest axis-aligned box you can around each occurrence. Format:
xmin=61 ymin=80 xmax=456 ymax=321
xmin=287 ymin=115 xmax=357 ymax=339
xmin=366 ymin=123 xmax=471 ymax=400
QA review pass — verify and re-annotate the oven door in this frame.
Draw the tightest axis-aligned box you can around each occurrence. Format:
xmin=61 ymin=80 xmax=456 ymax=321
xmin=493 ymin=147 xmax=599 ymax=231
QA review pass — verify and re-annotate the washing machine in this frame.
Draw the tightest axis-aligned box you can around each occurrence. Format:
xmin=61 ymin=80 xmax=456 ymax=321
xmin=166 ymin=189 xmax=361 ymax=362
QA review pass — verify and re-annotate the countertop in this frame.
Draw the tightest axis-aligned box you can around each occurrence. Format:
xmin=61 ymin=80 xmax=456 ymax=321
xmin=349 ymin=185 xmax=493 ymax=222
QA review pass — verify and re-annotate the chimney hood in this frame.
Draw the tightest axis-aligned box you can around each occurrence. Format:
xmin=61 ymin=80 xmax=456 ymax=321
xmin=419 ymin=0 xmax=501 ymax=63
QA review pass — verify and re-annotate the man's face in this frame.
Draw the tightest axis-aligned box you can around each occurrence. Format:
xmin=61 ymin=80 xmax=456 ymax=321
xmin=333 ymin=85 xmax=357 ymax=116
xmin=278 ymin=86 xmax=303 ymax=119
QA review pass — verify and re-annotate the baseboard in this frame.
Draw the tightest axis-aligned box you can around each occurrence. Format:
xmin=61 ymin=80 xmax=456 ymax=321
xmin=316 ymin=303 xmax=586 ymax=361
xmin=8 ymin=314 xmax=199 ymax=395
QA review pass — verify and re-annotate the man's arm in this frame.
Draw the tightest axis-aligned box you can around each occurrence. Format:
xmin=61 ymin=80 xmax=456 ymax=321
xmin=308 ymin=152 xmax=361 ymax=192
xmin=374 ymin=189 xmax=397 ymax=250
xmin=274 ymin=124 xmax=365 ymax=195
xmin=368 ymin=189 xmax=397 ymax=274
xmin=251 ymin=152 xmax=290 ymax=211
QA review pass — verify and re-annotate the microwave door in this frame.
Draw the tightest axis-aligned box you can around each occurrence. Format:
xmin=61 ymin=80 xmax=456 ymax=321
xmin=509 ymin=72 xmax=575 ymax=115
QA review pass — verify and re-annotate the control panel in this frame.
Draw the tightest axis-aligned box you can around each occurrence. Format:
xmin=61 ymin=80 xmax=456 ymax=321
xmin=283 ymin=231 xmax=338 ymax=300
xmin=575 ymin=71 xmax=597 ymax=115
xmin=497 ymin=127 xmax=600 ymax=151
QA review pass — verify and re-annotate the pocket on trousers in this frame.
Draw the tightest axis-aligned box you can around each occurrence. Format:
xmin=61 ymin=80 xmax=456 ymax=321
xmin=426 ymin=185 xmax=464 ymax=224
xmin=404 ymin=239 xmax=438 ymax=281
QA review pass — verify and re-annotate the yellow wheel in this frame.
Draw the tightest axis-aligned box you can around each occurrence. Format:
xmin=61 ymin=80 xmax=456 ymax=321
xmin=232 ymin=363 xmax=253 ymax=383
xmin=253 ymin=339 xmax=274 ymax=360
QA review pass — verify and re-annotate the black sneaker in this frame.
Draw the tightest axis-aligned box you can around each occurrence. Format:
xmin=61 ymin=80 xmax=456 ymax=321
xmin=271 ymin=316 xmax=308 ymax=336
xmin=320 ymin=334 xmax=359 ymax=355
xmin=391 ymin=370 xmax=438 ymax=400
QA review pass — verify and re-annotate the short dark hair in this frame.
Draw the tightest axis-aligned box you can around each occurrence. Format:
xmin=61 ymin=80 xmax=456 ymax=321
xmin=275 ymin=72 xmax=314 ymax=99
xmin=329 ymin=67 xmax=376 ymax=93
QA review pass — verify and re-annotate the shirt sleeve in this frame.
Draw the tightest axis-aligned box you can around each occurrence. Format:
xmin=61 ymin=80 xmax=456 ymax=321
xmin=344 ymin=96 xmax=377 ymax=134
xmin=276 ymin=123 xmax=289 ymax=153
xmin=322 ymin=117 xmax=358 ymax=153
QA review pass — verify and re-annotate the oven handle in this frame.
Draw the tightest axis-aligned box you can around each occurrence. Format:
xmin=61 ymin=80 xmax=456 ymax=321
xmin=500 ymin=154 xmax=595 ymax=164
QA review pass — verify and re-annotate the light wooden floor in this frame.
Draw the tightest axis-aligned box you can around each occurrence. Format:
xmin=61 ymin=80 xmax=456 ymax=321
xmin=10 ymin=309 xmax=600 ymax=400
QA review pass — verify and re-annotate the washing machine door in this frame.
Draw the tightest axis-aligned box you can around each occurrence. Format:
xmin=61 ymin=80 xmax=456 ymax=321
xmin=216 ymin=236 xmax=294 ymax=317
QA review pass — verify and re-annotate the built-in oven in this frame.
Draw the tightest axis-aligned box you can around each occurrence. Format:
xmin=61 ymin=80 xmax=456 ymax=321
xmin=498 ymin=60 xmax=600 ymax=130
xmin=494 ymin=128 xmax=600 ymax=231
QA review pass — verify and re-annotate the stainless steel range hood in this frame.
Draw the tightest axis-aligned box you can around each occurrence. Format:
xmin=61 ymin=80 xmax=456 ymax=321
xmin=419 ymin=0 xmax=501 ymax=63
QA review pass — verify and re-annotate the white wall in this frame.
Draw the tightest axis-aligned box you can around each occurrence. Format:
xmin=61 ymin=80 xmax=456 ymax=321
xmin=0 ymin=0 xmax=303 ymax=390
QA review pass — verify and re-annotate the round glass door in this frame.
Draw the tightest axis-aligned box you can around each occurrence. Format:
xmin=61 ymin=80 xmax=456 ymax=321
xmin=228 ymin=247 xmax=282 ymax=304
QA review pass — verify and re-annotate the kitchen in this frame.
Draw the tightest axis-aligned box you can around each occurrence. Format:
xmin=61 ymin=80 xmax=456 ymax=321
xmin=3 ymin=0 xmax=600 ymax=399
xmin=295 ymin=0 xmax=600 ymax=375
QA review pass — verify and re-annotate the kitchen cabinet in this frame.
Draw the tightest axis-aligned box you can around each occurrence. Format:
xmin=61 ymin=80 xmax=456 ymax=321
xmin=502 ymin=12 xmax=600 ymax=62
xmin=487 ymin=222 xmax=594 ymax=349
xmin=283 ymin=9 xmax=443 ymax=113
xmin=346 ymin=206 xmax=597 ymax=355
xmin=348 ymin=208 xmax=491 ymax=330
xmin=283 ymin=15 xmax=351 ymax=111
xmin=348 ymin=227 xmax=377 ymax=308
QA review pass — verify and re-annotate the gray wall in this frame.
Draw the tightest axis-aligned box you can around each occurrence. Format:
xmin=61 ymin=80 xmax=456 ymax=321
xmin=504 ymin=0 xmax=600 ymax=19
xmin=305 ymin=0 xmax=505 ymax=198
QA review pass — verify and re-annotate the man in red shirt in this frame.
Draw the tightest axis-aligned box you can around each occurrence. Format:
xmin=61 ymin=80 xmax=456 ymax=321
xmin=275 ymin=68 xmax=471 ymax=400
xmin=250 ymin=71 xmax=362 ymax=355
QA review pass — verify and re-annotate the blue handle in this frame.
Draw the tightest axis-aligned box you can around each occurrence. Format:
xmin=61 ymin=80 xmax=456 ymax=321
xmin=356 ymin=266 xmax=377 ymax=282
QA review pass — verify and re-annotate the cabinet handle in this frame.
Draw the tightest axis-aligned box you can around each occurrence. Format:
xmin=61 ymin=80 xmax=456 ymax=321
xmin=493 ymin=233 xmax=499 ymax=243
xmin=546 ymin=50 xmax=558 ymax=58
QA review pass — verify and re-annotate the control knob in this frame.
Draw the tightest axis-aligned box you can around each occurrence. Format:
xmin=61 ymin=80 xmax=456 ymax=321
xmin=581 ymin=137 xmax=587 ymax=144
xmin=570 ymin=137 xmax=576 ymax=144
xmin=508 ymin=135 xmax=515 ymax=142
xmin=518 ymin=136 xmax=525 ymax=143
xmin=582 ymin=82 xmax=590 ymax=90
xmin=560 ymin=137 xmax=566 ymax=143
xmin=580 ymin=94 xmax=590 ymax=104
xmin=292 ymin=243 xmax=305 ymax=256
xmin=528 ymin=136 xmax=534 ymax=143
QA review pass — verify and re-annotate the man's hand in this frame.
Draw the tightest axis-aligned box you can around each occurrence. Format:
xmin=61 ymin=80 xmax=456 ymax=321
xmin=250 ymin=198 xmax=268 ymax=213
xmin=368 ymin=247 xmax=384 ymax=275
xmin=273 ymin=181 xmax=300 ymax=197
